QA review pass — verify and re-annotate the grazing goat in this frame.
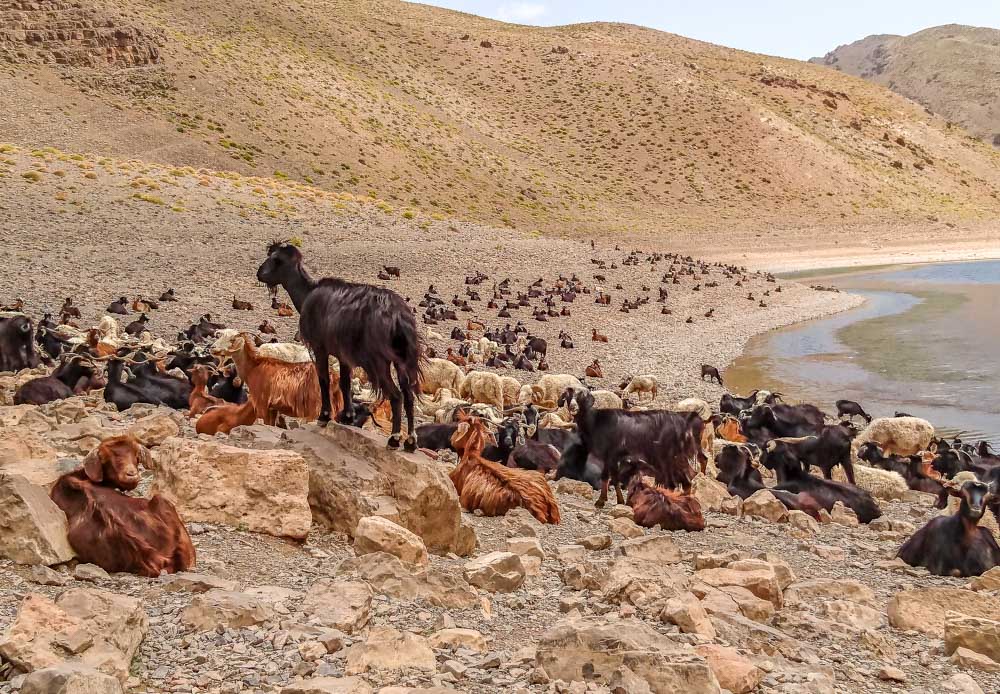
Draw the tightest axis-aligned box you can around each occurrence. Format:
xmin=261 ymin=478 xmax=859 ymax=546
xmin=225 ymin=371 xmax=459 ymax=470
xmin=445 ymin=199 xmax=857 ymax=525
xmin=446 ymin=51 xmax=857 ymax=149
xmin=836 ymin=399 xmax=872 ymax=424
xmin=49 ymin=436 xmax=195 ymax=577
xmin=762 ymin=440 xmax=881 ymax=523
xmin=211 ymin=332 xmax=342 ymax=425
xmin=619 ymin=458 xmax=704 ymax=531
xmin=449 ymin=414 xmax=560 ymax=524
xmin=620 ymin=374 xmax=659 ymax=403
xmin=897 ymin=480 xmax=1000 ymax=577
xmin=701 ymin=365 xmax=723 ymax=385
xmin=257 ymin=242 xmax=423 ymax=450
xmin=195 ymin=400 xmax=257 ymax=435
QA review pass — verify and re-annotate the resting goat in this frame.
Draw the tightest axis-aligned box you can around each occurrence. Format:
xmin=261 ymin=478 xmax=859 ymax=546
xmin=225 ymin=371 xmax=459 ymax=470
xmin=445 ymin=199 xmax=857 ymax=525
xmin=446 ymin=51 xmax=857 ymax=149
xmin=449 ymin=414 xmax=560 ymax=524
xmin=762 ymin=440 xmax=881 ymax=523
xmin=14 ymin=355 xmax=104 ymax=405
xmin=897 ymin=480 xmax=1000 ymax=577
xmin=49 ymin=436 xmax=195 ymax=577
xmin=619 ymin=457 xmax=704 ymax=531
xmin=715 ymin=444 xmax=822 ymax=519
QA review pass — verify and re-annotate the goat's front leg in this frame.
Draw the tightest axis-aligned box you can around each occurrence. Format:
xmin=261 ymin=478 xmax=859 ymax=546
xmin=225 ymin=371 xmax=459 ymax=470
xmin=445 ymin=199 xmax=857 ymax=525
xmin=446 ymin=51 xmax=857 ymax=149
xmin=313 ymin=348 xmax=333 ymax=426
xmin=386 ymin=393 xmax=403 ymax=449
xmin=596 ymin=478 xmax=609 ymax=508
xmin=334 ymin=362 xmax=355 ymax=425
xmin=400 ymin=377 xmax=417 ymax=453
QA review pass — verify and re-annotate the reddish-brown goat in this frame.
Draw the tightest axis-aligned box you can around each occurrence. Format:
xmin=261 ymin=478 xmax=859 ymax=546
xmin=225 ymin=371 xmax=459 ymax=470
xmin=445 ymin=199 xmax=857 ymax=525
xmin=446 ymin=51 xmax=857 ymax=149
xmin=188 ymin=365 xmax=222 ymax=416
xmin=195 ymin=400 xmax=257 ymax=436
xmin=49 ymin=436 xmax=195 ymax=577
xmin=621 ymin=458 xmax=705 ymax=532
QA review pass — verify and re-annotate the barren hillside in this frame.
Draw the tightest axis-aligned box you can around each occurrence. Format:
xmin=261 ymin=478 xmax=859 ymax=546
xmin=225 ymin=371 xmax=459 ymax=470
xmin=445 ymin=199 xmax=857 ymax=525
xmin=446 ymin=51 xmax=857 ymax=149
xmin=2 ymin=0 xmax=1000 ymax=238
xmin=811 ymin=25 xmax=1000 ymax=149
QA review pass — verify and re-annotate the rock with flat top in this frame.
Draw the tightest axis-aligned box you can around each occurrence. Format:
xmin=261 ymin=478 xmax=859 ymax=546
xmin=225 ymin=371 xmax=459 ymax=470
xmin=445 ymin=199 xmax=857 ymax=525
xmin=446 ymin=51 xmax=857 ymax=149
xmin=945 ymin=612 xmax=1000 ymax=662
xmin=353 ymin=516 xmax=428 ymax=566
xmin=180 ymin=590 xmax=275 ymax=631
xmin=0 ymin=473 xmax=74 ymax=565
xmin=344 ymin=627 xmax=435 ymax=674
xmin=301 ymin=580 xmax=372 ymax=634
xmin=464 ymin=552 xmax=525 ymax=592
xmin=21 ymin=663 xmax=123 ymax=694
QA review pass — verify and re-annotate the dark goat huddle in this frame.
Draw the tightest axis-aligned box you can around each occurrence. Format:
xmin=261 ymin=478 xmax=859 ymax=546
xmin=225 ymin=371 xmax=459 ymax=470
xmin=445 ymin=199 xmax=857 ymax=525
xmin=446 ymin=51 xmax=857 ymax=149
xmin=715 ymin=444 xmax=822 ymax=519
xmin=256 ymin=242 xmax=424 ymax=450
xmin=555 ymin=388 xmax=705 ymax=507
xmin=761 ymin=439 xmax=882 ymax=523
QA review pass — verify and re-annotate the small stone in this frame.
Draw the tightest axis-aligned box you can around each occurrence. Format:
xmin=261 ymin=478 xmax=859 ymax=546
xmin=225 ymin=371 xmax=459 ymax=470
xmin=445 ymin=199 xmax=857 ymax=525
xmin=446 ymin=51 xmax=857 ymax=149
xmin=578 ymin=534 xmax=612 ymax=551
xmin=830 ymin=502 xmax=859 ymax=527
xmin=30 ymin=565 xmax=70 ymax=586
xmin=72 ymin=564 xmax=110 ymax=582
xmin=877 ymin=666 xmax=906 ymax=682
xmin=463 ymin=552 xmax=526 ymax=592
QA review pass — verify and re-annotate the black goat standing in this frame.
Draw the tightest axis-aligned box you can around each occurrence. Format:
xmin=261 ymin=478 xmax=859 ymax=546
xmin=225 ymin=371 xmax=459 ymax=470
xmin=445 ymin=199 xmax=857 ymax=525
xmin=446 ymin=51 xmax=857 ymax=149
xmin=256 ymin=242 xmax=424 ymax=450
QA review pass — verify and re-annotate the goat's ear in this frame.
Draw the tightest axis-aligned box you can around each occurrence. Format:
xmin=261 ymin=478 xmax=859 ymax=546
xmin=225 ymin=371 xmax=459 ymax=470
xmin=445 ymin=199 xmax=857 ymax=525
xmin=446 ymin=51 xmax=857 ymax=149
xmin=82 ymin=447 xmax=104 ymax=482
xmin=233 ymin=376 xmax=243 ymax=388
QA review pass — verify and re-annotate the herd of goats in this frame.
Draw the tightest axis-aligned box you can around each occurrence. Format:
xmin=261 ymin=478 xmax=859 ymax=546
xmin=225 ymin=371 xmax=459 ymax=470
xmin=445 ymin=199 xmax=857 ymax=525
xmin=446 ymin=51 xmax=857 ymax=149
xmin=0 ymin=241 xmax=998 ymax=582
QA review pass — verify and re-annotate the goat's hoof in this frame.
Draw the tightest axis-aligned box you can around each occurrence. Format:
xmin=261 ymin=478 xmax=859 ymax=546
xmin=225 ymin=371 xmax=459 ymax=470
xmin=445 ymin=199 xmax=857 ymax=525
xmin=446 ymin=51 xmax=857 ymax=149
xmin=403 ymin=436 xmax=417 ymax=453
xmin=335 ymin=411 xmax=353 ymax=425
xmin=317 ymin=415 xmax=331 ymax=428
xmin=387 ymin=435 xmax=402 ymax=450
xmin=595 ymin=500 xmax=607 ymax=509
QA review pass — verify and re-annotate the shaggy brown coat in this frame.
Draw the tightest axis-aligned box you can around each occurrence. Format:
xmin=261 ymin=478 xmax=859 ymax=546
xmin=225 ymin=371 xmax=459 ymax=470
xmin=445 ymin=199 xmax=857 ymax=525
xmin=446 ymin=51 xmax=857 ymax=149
xmin=449 ymin=415 xmax=560 ymax=524
xmin=49 ymin=436 xmax=195 ymax=576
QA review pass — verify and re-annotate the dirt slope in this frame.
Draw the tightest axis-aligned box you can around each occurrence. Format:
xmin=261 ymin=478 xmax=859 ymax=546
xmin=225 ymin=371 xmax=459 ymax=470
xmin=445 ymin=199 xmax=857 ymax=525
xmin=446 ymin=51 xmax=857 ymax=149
xmin=2 ymin=0 xmax=999 ymax=238
xmin=811 ymin=25 xmax=1000 ymax=149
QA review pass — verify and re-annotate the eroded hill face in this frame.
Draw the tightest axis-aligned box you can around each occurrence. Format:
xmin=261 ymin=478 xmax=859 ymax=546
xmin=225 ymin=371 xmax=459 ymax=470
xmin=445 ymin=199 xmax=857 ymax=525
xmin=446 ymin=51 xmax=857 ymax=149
xmin=812 ymin=25 xmax=1000 ymax=149
xmin=2 ymin=1 xmax=1000 ymax=237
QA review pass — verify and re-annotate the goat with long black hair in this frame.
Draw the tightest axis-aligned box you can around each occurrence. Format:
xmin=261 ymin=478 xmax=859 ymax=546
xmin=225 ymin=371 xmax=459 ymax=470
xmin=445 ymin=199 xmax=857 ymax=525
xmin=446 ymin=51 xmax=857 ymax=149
xmin=256 ymin=242 xmax=424 ymax=450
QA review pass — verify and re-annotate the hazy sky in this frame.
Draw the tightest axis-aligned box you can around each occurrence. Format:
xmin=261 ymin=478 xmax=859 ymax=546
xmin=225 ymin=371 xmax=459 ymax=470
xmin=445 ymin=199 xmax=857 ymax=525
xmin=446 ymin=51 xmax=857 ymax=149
xmin=409 ymin=1 xmax=1000 ymax=59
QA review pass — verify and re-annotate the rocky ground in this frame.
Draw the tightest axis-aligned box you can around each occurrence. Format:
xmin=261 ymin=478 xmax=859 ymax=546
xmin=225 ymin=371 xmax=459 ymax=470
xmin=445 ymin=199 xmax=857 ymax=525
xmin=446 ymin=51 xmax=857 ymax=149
xmin=0 ymin=383 xmax=999 ymax=694
xmin=0 ymin=145 xmax=862 ymax=408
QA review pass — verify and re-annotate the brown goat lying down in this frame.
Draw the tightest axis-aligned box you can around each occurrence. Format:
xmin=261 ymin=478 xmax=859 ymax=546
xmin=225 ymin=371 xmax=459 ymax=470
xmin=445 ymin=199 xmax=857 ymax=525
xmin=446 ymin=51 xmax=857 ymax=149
xmin=621 ymin=458 xmax=705 ymax=532
xmin=50 ymin=435 xmax=195 ymax=577
xmin=196 ymin=400 xmax=257 ymax=436
xmin=450 ymin=414 xmax=560 ymax=524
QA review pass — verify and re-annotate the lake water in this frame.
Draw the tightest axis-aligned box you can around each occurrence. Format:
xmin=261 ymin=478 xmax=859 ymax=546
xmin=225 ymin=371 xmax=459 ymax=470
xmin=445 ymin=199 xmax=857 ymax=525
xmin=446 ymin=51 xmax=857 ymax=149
xmin=725 ymin=260 xmax=1000 ymax=446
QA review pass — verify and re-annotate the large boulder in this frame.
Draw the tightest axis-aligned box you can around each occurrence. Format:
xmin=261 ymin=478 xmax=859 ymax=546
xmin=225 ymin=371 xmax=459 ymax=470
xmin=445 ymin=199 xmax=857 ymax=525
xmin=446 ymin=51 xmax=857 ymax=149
xmin=353 ymin=516 xmax=428 ymax=566
xmin=126 ymin=411 xmax=180 ymax=447
xmin=743 ymin=490 xmax=788 ymax=523
xmin=535 ymin=617 xmax=720 ymax=693
xmin=888 ymin=588 xmax=1000 ymax=636
xmin=0 ymin=473 xmax=74 ymax=565
xmin=945 ymin=613 xmax=1000 ymax=663
xmin=180 ymin=590 xmax=276 ymax=631
xmin=301 ymin=580 xmax=373 ymax=634
xmin=463 ymin=552 xmax=525 ymax=592
xmin=280 ymin=425 xmax=476 ymax=555
xmin=151 ymin=437 xmax=311 ymax=540
xmin=694 ymin=562 xmax=783 ymax=609
xmin=21 ymin=663 xmax=123 ymax=694
xmin=335 ymin=552 xmax=478 ymax=609
xmin=0 ymin=428 xmax=66 ymax=487
xmin=344 ymin=627 xmax=436 ymax=675
xmin=0 ymin=589 xmax=147 ymax=683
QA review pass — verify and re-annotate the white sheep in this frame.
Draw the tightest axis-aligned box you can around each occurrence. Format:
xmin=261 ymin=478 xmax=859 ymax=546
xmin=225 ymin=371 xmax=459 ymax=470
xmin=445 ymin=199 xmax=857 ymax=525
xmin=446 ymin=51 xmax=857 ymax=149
xmin=212 ymin=329 xmax=313 ymax=363
xmin=853 ymin=417 xmax=934 ymax=457
xmin=500 ymin=376 xmax=522 ymax=408
xmin=95 ymin=315 xmax=120 ymax=340
xmin=591 ymin=389 xmax=623 ymax=410
xmin=459 ymin=370 xmax=505 ymax=409
xmin=426 ymin=329 xmax=445 ymax=342
xmin=831 ymin=462 xmax=909 ymax=501
xmin=674 ymin=397 xmax=712 ymax=421
xmin=478 ymin=337 xmax=500 ymax=359
xmin=623 ymin=375 xmax=659 ymax=402
xmin=420 ymin=358 xmax=465 ymax=395
xmin=520 ymin=374 xmax=584 ymax=405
